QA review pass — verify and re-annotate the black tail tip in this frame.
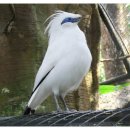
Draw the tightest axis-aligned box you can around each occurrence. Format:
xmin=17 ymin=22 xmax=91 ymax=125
xmin=23 ymin=106 xmax=31 ymax=115
xmin=23 ymin=106 xmax=35 ymax=115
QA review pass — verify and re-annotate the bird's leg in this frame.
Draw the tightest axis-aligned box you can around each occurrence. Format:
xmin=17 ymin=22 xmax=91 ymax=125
xmin=52 ymin=93 xmax=62 ymax=112
xmin=60 ymin=95 xmax=69 ymax=112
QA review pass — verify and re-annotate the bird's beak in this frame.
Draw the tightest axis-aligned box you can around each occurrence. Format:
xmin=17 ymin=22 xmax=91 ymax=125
xmin=74 ymin=15 xmax=82 ymax=23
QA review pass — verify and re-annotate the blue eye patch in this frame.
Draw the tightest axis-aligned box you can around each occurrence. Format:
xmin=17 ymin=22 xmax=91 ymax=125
xmin=61 ymin=17 xmax=81 ymax=25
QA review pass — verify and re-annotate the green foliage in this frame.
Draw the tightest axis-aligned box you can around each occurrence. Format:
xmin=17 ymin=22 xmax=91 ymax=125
xmin=99 ymin=85 xmax=115 ymax=94
xmin=99 ymin=82 xmax=130 ymax=95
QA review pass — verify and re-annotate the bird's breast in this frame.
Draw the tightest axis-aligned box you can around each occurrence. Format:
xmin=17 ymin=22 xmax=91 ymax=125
xmin=48 ymin=28 xmax=92 ymax=95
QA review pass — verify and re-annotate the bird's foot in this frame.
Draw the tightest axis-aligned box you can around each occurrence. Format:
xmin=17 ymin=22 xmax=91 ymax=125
xmin=57 ymin=107 xmax=63 ymax=113
xmin=64 ymin=109 xmax=77 ymax=113
xmin=70 ymin=109 xmax=77 ymax=112
xmin=52 ymin=107 xmax=63 ymax=114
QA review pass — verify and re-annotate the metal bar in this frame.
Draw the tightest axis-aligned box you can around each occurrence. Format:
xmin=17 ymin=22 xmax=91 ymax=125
xmin=98 ymin=4 xmax=130 ymax=74
xmin=100 ymin=74 xmax=129 ymax=85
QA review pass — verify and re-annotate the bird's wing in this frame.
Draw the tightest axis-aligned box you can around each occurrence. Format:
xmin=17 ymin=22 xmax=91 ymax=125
xmin=31 ymin=63 xmax=54 ymax=96
xmin=31 ymin=43 xmax=62 ymax=95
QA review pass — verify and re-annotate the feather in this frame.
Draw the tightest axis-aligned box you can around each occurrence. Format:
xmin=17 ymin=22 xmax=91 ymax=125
xmin=31 ymin=67 xmax=54 ymax=96
xmin=44 ymin=10 xmax=64 ymax=35
xmin=25 ymin=10 xmax=92 ymax=112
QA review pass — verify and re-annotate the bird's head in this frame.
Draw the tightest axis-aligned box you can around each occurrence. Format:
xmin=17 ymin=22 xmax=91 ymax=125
xmin=44 ymin=10 xmax=82 ymax=37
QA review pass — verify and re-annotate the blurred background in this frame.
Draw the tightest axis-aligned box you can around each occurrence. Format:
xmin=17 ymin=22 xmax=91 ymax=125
xmin=0 ymin=4 xmax=130 ymax=116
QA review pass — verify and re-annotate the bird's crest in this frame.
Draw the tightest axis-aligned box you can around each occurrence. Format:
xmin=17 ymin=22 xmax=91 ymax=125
xmin=44 ymin=10 xmax=65 ymax=35
xmin=44 ymin=10 xmax=81 ymax=37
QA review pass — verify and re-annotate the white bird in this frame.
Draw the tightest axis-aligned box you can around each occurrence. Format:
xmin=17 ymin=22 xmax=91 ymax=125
xmin=24 ymin=10 xmax=92 ymax=115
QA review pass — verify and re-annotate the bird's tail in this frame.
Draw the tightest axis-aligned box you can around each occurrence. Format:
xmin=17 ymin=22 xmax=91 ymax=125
xmin=23 ymin=106 xmax=35 ymax=115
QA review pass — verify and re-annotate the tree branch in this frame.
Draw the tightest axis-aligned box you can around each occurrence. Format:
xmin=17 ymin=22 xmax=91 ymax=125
xmin=100 ymin=74 xmax=130 ymax=85
xmin=100 ymin=55 xmax=130 ymax=62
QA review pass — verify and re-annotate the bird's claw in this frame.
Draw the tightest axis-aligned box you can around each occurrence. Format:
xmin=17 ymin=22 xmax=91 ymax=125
xmin=63 ymin=109 xmax=77 ymax=113
xmin=51 ymin=108 xmax=63 ymax=114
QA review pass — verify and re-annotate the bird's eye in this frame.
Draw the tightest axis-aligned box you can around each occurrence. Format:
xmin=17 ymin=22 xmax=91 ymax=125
xmin=67 ymin=17 xmax=72 ymax=21
xmin=61 ymin=17 xmax=73 ymax=25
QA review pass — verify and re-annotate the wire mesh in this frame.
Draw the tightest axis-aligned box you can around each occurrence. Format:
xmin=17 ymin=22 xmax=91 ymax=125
xmin=50 ymin=111 xmax=81 ymax=126
xmin=80 ymin=109 xmax=114 ymax=126
xmin=65 ymin=110 xmax=101 ymax=126
xmin=37 ymin=112 xmax=70 ymax=126
xmin=0 ymin=107 xmax=130 ymax=126
xmin=115 ymin=114 xmax=130 ymax=126
xmin=23 ymin=113 xmax=53 ymax=126
xmin=96 ymin=107 xmax=130 ymax=126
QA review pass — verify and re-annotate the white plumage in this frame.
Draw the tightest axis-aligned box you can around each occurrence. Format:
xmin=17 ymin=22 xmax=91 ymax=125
xmin=24 ymin=10 xmax=92 ymax=115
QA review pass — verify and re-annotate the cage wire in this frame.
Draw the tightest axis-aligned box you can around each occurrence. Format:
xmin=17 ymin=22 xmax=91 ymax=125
xmin=102 ymin=4 xmax=130 ymax=67
xmin=105 ymin=4 xmax=130 ymax=55
xmin=0 ymin=107 xmax=130 ymax=126
xmin=99 ymin=4 xmax=130 ymax=85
